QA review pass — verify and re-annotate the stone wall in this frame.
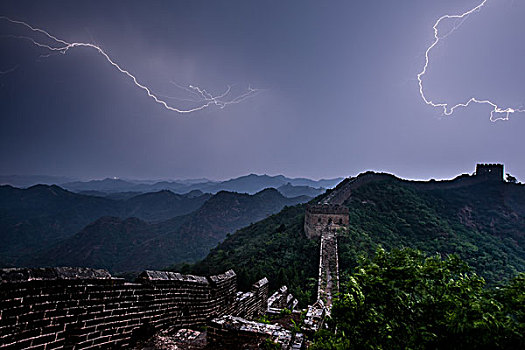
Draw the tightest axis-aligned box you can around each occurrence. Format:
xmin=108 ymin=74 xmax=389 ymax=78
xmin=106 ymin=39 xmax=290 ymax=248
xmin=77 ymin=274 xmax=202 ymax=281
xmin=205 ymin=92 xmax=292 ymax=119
xmin=304 ymin=204 xmax=349 ymax=239
xmin=317 ymin=229 xmax=339 ymax=310
xmin=267 ymin=286 xmax=298 ymax=314
xmin=0 ymin=267 xmax=268 ymax=349
xmin=231 ymin=277 xmax=269 ymax=319
xmin=208 ymin=315 xmax=304 ymax=350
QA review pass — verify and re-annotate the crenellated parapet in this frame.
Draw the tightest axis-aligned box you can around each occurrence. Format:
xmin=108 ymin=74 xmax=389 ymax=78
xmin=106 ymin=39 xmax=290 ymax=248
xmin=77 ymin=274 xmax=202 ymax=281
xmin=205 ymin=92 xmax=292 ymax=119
xmin=0 ymin=267 xmax=268 ymax=349
xmin=475 ymin=163 xmax=504 ymax=181
xmin=0 ymin=266 xmax=112 ymax=282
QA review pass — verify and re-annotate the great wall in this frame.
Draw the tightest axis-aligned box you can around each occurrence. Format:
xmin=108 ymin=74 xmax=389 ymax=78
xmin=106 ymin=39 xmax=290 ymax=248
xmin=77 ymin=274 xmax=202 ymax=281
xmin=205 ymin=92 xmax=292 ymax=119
xmin=0 ymin=268 xmax=269 ymax=349
xmin=0 ymin=164 xmax=505 ymax=348
xmin=301 ymin=163 xmax=505 ymax=334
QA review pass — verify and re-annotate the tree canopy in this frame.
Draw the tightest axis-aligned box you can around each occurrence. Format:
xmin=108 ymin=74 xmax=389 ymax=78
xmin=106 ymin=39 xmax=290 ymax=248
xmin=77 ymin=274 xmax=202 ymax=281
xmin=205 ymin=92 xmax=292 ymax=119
xmin=313 ymin=248 xmax=524 ymax=350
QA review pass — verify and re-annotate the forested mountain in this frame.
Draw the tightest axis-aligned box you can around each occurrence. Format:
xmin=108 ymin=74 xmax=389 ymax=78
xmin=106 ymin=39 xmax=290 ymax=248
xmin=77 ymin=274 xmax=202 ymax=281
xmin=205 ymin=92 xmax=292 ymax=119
xmin=181 ymin=203 xmax=318 ymax=304
xmin=183 ymin=174 xmax=525 ymax=306
xmin=121 ymin=190 xmax=210 ymax=222
xmin=23 ymin=188 xmax=309 ymax=272
xmin=0 ymin=185 xmax=210 ymax=262
xmin=0 ymin=185 xmax=120 ymax=264
xmin=277 ymin=182 xmax=325 ymax=198
xmin=1 ymin=185 xmax=308 ymax=268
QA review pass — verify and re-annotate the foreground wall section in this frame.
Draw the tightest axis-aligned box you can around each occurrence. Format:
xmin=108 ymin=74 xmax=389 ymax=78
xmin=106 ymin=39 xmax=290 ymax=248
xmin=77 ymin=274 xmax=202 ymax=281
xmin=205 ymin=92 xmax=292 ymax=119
xmin=0 ymin=267 xmax=268 ymax=349
xmin=208 ymin=315 xmax=304 ymax=350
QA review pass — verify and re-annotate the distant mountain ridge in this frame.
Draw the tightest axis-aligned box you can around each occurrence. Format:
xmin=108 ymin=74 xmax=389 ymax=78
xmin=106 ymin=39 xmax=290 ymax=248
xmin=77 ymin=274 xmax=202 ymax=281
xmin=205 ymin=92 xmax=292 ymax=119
xmin=0 ymin=185 xmax=211 ymax=265
xmin=0 ymin=181 xmax=312 ymax=271
xmin=277 ymin=182 xmax=325 ymax=198
xmin=0 ymin=175 xmax=77 ymax=188
xmin=26 ymin=188 xmax=309 ymax=272
xmin=0 ymin=173 xmax=341 ymax=197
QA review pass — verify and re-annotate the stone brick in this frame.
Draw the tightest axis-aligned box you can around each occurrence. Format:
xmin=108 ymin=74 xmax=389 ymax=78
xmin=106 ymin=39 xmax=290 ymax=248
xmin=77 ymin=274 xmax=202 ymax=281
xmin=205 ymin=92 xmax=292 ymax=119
xmin=0 ymin=267 xmax=269 ymax=349
xmin=304 ymin=204 xmax=349 ymax=239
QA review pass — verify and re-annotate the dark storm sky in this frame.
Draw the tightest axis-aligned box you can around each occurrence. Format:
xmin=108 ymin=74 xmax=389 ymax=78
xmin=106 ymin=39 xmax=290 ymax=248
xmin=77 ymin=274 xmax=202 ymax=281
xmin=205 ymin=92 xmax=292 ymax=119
xmin=1 ymin=0 xmax=524 ymax=181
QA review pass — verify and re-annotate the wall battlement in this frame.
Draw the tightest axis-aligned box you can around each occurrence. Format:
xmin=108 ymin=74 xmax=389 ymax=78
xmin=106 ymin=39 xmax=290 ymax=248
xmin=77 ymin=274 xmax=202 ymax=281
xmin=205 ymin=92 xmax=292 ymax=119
xmin=0 ymin=267 xmax=268 ymax=349
xmin=0 ymin=267 xmax=112 ymax=282
xmin=305 ymin=204 xmax=349 ymax=215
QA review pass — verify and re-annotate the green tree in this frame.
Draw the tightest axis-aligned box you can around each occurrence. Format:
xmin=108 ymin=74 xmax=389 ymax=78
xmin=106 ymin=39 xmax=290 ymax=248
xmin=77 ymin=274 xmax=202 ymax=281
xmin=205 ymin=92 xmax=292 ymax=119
xmin=314 ymin=248 xmax=524 ymax=349
xmin=261 ymin=338 xmax=281 ymax=349
xmin=506 ymin=173 xmax=518 ymax=183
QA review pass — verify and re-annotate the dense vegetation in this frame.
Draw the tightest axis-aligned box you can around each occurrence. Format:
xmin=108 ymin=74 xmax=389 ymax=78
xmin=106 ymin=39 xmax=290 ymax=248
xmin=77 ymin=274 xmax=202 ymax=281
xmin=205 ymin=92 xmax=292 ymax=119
xmin=339 ymin=180 xmax=525 ymax=284
xmin=185 ymin=177 xmax=525 ymax=307
xmin=312 ymin=248 xmax=524 ymax=349
xmin=174 ymin=204 xmax=320 ymax=304
xmin=0 ymin=184 xmax=210 ymax=265
xmin=29 ymin=188 xmax=309 ymax=272
xmin=0 ymin=184 xmax=309 ymax=271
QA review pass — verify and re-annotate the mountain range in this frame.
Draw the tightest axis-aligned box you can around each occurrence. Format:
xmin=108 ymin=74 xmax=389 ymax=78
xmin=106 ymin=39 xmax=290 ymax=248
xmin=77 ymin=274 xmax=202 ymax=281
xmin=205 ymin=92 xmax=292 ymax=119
xmin=0 ymin=185 xmax=209 ymax=264
xmin=0 ymin=173 xmax=341 ymax=196
xmin=183 ymin=173 xmax=525 ymax=306
xmin=28 ymin=189 xmax=309 ymax=272
xmin=5 ymin=168 xmax=524 ymax=306
xmin=0 ymin=183 xmax=311 ymax=271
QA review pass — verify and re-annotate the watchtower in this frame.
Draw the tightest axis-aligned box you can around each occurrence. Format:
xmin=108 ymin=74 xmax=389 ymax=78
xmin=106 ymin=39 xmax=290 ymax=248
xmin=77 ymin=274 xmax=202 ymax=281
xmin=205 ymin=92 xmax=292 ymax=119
xmin=304 ymin=204 xmax=349 ymax=239
xmin=475 ymin=163 xmax=504 ymax=181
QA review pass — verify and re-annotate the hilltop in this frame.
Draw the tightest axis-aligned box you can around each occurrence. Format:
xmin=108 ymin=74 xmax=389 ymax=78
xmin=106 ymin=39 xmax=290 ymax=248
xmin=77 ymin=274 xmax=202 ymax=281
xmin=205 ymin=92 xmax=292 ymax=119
xmin=183 ymin=171 xmax=525 ymax=306
xmin=0 ymin=185 xmax=310 ymax=270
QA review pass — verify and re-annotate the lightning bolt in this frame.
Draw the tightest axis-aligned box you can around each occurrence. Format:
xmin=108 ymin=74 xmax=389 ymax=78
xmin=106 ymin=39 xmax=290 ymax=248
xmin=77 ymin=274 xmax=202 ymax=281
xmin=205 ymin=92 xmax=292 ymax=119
xmin=0 ymin=65 xmax=18 ymax=76
xmin=417 ymin=0 xmax=525 ymax=122
xmin=0 ymin=16 xmax=260 ymax=114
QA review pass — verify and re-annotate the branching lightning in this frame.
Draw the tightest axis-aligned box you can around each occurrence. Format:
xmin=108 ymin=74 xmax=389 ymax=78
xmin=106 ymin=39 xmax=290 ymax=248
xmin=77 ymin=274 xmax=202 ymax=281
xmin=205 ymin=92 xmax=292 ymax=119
xmin=0 ymin=16 xmax=260 ymax=113
xmin=0 ymin=64 xmax=18 ymax=76
xmin=417 ymin=0 xmax=525 ymax=122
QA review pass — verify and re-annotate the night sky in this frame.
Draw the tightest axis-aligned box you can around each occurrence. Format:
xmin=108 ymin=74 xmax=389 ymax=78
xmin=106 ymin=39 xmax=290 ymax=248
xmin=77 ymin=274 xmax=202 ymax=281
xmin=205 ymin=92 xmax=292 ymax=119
xmin=1 ymin=0 xmax=524 ymax=181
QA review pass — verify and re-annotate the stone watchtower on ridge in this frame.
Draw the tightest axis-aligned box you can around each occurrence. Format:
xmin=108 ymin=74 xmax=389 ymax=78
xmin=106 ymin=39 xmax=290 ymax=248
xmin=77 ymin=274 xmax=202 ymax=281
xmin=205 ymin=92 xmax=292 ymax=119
xmin=304 ymin=204 xmax=349 ymax=239
xmin=475 ymin=163 xmax=504 ymax=181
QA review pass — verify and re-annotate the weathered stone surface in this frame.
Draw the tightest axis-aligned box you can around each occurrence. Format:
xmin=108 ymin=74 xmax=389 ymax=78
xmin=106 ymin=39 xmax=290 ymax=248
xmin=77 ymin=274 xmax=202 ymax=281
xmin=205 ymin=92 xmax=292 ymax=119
xmin=131 ymin=326 xmax=206 ymax=349
xmin=209 ymin=269 xmax=236 ymax=284
xmin=0 ymin=268 xmax=268 ymax=349
xmin=304 ymin=204 xmax=349 ymax=239
xmin=317 ymin=229 xmax=339 ymax=311
xmin=138 ymin=270 xmax=209 ymax=285
xmin=302 ymin=175 xmax=347 ymax=334
xmin=0 ymin=267 xmax=112 ymax=283
xmin=251 ymin=277 xmax=268 ymax=288
xmin=302 ymin=300 xmax=325 ymax=335
xmin=208 ymin=315 xmax=304 ymax=349
xmin=267 ymin=285 xmax=298 ymax=314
